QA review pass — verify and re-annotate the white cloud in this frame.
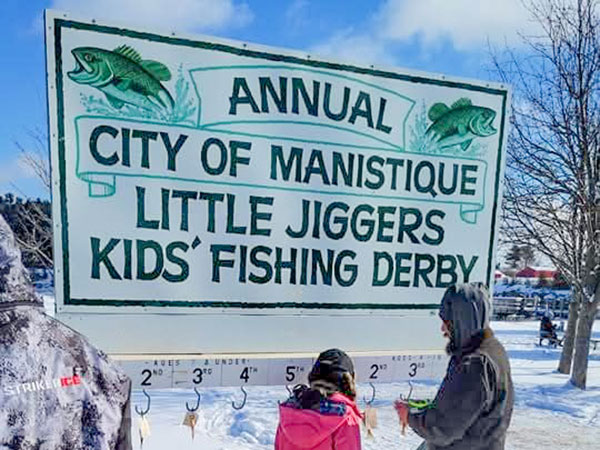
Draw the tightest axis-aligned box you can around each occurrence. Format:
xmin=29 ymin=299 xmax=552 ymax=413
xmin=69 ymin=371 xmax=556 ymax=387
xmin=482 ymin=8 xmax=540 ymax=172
xmin=309 ymin=28 xmax=396 ymax=66
xmin=49 ymin=0 xmax=253 ymax=33
xmin=285 ymin=0 xmax=310 ymax=33
xmin=310 ymin=0 xmax=537 ymax=67
xmin=376 ymin=0 xmax=534 ymax=50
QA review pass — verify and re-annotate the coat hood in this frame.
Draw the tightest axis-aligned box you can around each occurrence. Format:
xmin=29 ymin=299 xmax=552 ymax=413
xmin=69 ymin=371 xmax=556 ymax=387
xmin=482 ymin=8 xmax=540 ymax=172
xmin=439 ymin=283 xmax=490 ymax=352
xmin=0 ymin=214 xmax=40 ymax=305
xmin=277 ymin=393 xmax=362 ymax=448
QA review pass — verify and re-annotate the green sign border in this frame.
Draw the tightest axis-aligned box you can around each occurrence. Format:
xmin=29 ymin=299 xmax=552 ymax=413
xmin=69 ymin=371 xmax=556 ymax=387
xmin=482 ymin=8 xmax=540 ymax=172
xmin=49 ymin=17 xmax=507 ymax=310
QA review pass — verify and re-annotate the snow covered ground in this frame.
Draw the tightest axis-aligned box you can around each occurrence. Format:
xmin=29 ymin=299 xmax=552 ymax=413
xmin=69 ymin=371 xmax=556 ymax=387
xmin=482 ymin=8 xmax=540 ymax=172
xmin=40 ymin=297 xmax=600 ymax=449
xmin=122 ymin=320 xmax=600 ymax=450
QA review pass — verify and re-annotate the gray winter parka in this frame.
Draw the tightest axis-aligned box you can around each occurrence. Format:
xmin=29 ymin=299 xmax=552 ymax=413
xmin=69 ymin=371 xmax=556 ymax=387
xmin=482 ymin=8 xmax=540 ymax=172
xmin=0 ymin=215 xmax=132 ymax=449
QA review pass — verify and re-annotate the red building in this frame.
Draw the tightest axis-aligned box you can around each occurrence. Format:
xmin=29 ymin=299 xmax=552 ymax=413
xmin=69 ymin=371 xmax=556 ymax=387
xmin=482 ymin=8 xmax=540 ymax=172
xmin=515 ymin=266 xmax=557 ymax=284
xmin=494 ymin=270 xmax=508 ymax=281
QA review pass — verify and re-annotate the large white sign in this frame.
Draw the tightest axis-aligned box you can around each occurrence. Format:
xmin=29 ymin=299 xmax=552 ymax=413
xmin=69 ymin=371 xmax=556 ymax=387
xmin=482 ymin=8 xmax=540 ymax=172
xmin=45 ymin=11 xmax=508 ymax=354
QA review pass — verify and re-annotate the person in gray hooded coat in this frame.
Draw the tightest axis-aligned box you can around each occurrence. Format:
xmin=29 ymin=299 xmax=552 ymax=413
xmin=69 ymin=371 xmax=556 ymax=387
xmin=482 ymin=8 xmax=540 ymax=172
xmin=395 ymin=283 xmax=514 ymax=450
xmin=0 ymin=215 xmax=132 ymax=449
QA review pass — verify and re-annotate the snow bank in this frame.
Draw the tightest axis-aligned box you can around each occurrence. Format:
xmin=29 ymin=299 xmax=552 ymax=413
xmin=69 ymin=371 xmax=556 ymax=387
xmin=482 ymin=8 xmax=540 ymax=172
xmin=128 ymin=321 xmax=600 ymax=450
xmin=39 ymin=294 xmax=600 ymax=448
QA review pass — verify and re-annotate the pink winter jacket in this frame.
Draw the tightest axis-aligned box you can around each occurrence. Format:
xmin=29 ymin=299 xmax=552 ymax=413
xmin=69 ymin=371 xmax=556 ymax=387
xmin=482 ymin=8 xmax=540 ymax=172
xmin=274 ymin=392 xmax=362 ymax=450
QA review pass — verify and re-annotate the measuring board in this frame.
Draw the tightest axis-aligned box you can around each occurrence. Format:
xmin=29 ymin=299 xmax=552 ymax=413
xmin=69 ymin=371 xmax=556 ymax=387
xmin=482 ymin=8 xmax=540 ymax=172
xmin=115 ymin=351 xmax=448 ymax=389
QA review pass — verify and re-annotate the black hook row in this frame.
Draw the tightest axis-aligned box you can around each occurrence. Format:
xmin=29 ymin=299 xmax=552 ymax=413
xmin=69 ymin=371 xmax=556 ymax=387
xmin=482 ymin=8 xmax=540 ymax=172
xmin=135 ymin=386 xmax=249 ymax=413
xmin=136 ymin=382 xmax=397 ymax=414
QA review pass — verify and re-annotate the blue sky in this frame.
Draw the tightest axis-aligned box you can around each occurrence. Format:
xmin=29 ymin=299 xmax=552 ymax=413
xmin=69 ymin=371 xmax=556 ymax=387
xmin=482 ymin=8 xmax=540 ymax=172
xmin=0 ymin=0 xmax=532 ymax=199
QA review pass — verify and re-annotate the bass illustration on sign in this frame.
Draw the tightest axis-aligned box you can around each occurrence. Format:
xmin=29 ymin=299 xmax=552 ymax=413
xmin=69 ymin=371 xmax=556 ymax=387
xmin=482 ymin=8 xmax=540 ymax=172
xmin=425 ymin=98 xmax=497 ymax=151
xmin=68 ymin=45 xmax=174 ymax=113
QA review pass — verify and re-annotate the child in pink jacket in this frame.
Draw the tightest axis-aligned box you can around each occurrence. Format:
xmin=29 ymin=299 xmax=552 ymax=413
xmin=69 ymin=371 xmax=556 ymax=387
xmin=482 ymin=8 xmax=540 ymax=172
xmin=275 ymin=348 xmax=362 ymax=450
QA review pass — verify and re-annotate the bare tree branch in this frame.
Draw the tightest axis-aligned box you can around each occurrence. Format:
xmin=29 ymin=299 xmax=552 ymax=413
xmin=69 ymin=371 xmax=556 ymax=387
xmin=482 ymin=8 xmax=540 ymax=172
xmin=494 ymin=0 xmax=600 ymax=388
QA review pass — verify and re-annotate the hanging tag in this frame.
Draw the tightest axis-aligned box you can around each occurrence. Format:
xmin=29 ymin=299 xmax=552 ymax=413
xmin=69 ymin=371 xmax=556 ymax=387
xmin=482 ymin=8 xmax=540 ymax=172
xmin=363 ymin=406 xmax=378 ymax=438
xmin=182 ymin=411 xmax=198 ymax=440
xmin=139 ymin=415 xmax=151 ymax=447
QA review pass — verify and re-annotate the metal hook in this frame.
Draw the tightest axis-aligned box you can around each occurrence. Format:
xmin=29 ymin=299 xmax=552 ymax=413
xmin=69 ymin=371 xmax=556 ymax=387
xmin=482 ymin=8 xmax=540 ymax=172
xmin=232 ymin=386 xmax=247 ymax=410
xmin=400 ymin=381 xmax=414 ymax=402
xmin=186 ymin=387 xmax=201 ymax=412
xmin=135 ymin=389 xmax=151 ymax=416
xmin=278 ymin=385 xmax=294 ymax=405
xmin=277 ymin=384 xmax=294 ymax=405
xmin=363 ymin=382 xmax=376 ymax=405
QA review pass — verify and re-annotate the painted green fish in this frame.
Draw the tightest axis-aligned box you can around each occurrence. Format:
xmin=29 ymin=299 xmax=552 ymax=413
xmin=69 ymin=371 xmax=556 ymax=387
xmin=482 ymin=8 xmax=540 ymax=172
xmin=68 ymin=45 xmax=174 ymax=112
xmin=425 ymin=98 xmax=497 ymax=151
